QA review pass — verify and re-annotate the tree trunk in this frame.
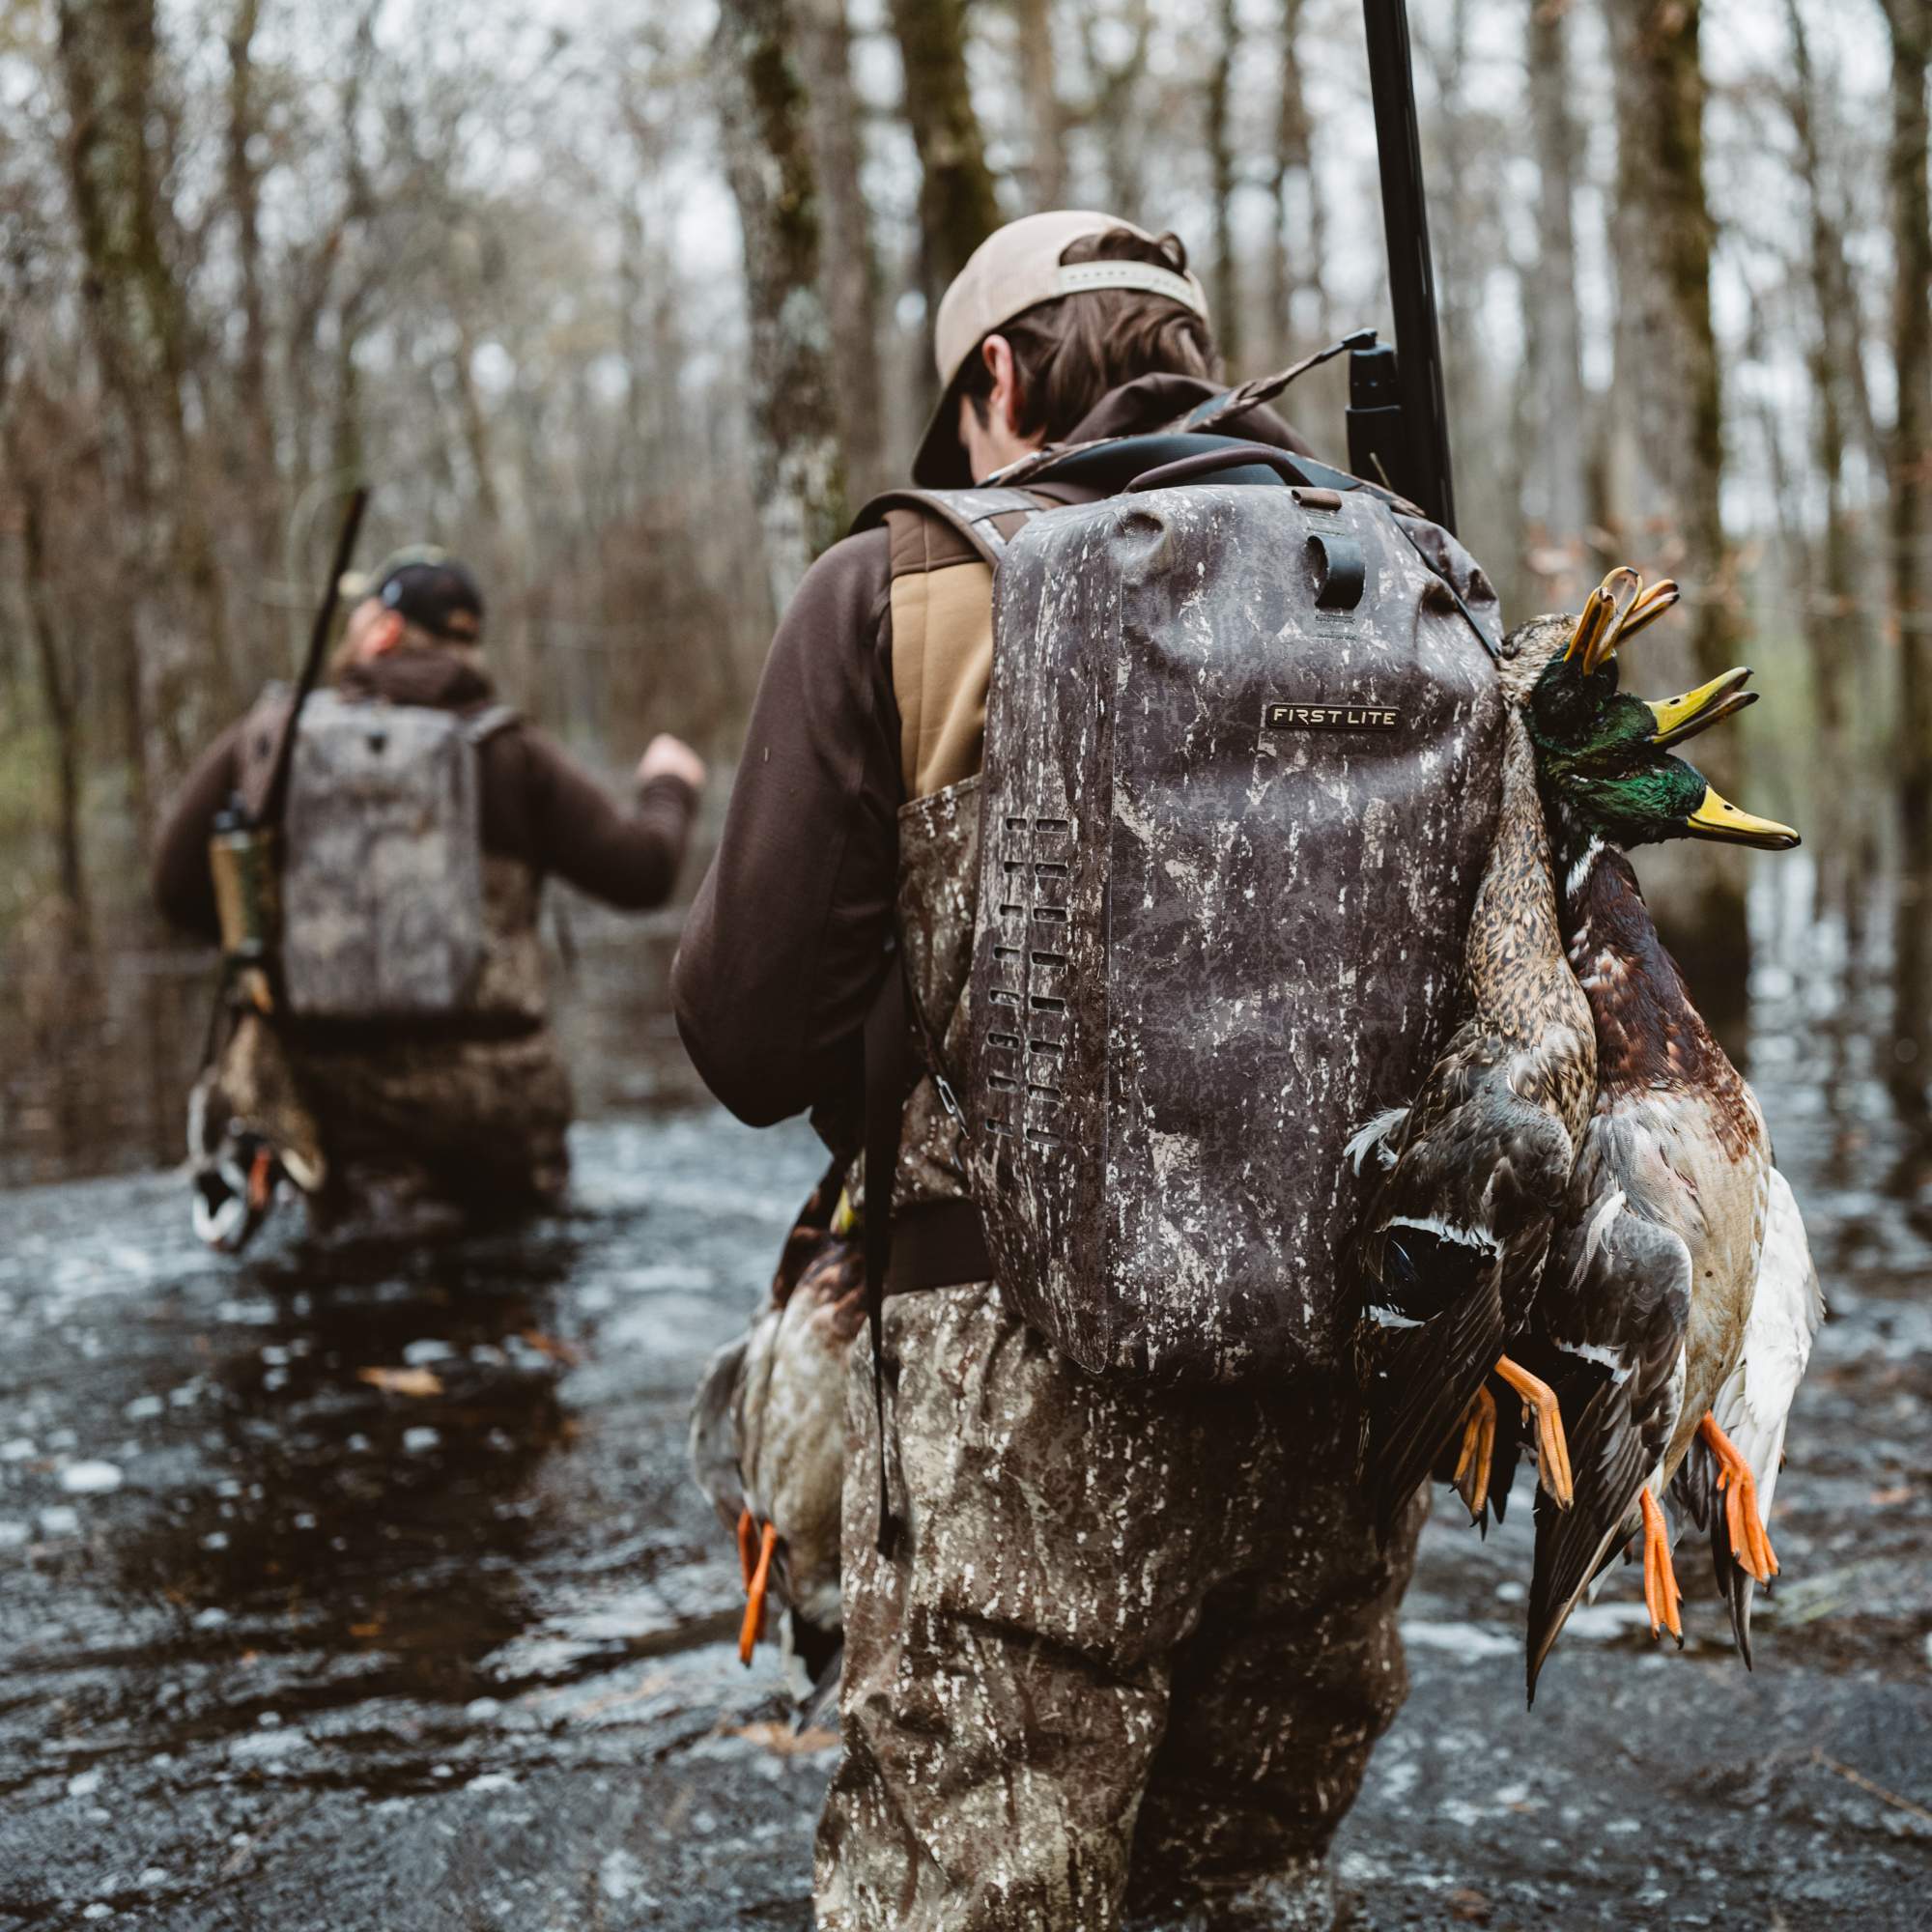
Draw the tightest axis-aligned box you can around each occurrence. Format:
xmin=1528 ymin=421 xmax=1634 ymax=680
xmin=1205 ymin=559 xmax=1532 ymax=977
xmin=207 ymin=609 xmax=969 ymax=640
xmin=797 ymin=0 xmax=886 ymax=501
xmin=1884 ymin=0 xmax=1932 ymax=855
xmin=14 ymin=465 xmax=89 ymax=927
xmin=55 ymin=0 xmax=235 ymax=816
xmin=1267 ymin=0 xmax=1321 ymax=371
xmin=1881 ymin=0 xmax=1932 ymax=1121
xmin=1207 ymin=0 xmax=1240 ymax=372
xmin=889 ymin=0 xmax=1001 ymax=320
xmin=1784 ymin=0 xmax=1868 ymax=900
xmin=1525 ymin=0 xmax=1587 ymax=585
xmin=1075 ymin=0 xmax=1151 ymax=229
xmin=715 ymin=0 xmax=849 ymax=615
xmin=225 ymin=0 xmax=279 ymax=626
xmin=1603 ymin=0 xmax=1746 ymax=1017
xmin=1012 ymin=0 xmax=1066 ymax=212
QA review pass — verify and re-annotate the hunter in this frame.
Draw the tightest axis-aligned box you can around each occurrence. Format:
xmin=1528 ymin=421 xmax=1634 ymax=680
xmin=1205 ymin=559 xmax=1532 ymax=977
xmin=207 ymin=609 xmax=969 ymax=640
xmin=156 ymin=548 xmax=705 ymax=1226
xmin=673 ymin=213 xmax=1422 ymax=1930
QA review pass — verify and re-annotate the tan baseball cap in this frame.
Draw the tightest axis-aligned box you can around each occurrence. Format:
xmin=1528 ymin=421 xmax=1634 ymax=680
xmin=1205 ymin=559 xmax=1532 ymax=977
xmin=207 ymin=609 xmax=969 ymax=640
xmin=913 ymin=211 xmax=1209 ymax=487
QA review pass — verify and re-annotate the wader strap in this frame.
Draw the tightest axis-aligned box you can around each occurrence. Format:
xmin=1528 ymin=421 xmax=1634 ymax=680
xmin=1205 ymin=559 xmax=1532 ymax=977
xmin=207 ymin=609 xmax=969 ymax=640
xmin=864 ymin=941 xmax=906 ymax=1558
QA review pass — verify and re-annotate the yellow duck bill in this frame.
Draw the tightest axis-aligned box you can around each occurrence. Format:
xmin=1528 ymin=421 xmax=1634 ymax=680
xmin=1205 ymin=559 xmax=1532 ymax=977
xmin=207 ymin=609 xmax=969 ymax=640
xmin=1686 ymin=785 xmax=1800 ymax=850
xmin=1646 ymin=668 xmax=1757 ymax=749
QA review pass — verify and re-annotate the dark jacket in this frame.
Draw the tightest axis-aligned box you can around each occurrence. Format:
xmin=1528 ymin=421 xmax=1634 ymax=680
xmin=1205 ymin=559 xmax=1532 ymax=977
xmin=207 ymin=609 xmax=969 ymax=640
xmin=154 ymin=648 xmax=696 ymax=943
xmin=670 ymin=374 xmax=1312 ymax=1132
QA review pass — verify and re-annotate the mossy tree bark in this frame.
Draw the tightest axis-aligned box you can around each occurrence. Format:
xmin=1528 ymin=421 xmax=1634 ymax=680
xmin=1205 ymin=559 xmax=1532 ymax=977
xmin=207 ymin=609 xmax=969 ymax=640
xmin=715 ymin=0 xmax=849 ymax=615
xmin=55 ymin=0 xmax=239 ymax=826
xmin=797 ymin=0 xmax=885 ymax=503
xmin=888 ymin=0 xmax=1000 ymax=412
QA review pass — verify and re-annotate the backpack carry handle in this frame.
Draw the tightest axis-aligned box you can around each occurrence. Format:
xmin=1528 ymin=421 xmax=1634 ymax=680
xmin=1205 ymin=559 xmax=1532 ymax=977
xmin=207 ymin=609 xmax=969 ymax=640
xmin=1126 ymin=443 xmax=1313 ymax=495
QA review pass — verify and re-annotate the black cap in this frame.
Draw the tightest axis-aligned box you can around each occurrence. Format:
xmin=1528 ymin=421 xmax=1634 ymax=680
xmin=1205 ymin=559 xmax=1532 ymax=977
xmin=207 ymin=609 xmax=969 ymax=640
xmin=341 ymin=547 xmax=484 ymax=642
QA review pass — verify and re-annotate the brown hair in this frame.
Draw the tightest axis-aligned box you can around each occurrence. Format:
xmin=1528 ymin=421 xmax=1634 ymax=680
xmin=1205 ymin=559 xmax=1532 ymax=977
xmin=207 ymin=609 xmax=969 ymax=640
xmin=958 ymin=229 xmax=1219 ymax=443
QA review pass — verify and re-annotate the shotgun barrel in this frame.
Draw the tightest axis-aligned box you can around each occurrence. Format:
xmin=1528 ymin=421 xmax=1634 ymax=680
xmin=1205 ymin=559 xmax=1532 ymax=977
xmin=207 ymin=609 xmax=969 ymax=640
xmin=1361 ymin=0 xmax=1456 ymax=533
xmin=257 ymin=486 xmax=368 ymax=832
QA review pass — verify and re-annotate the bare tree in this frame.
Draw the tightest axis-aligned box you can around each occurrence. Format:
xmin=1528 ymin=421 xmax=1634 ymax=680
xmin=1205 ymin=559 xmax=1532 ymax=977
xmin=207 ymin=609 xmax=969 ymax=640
xmin=1779 ymin=0 xmax=1868 ymax=863
xmin=715 ymin=0 xmax=848 ymax=612
xmin=889 ymin=0 xmax=1001 ymax=298
xmin=55 ymin=0 xmax=239 ymax=815
xmin=1881 ymin=0 xmax=1932 ymax=856
xmin=797 ymin=0 xmax=886 ymax=500
xmin=1604 ymin=0 xmax=1746 ymax=993
xmin=1266 ymin=0 xmax=1322 ymax=372
xmin=1013 ymin=0 xmax=1068 ymax=211
xmin=224 ymin=0 xmax=279 ymax=623
xmin=4 ymin=431 xmax=88 ymax=928
xmin=1207 ymin=0 xmax=1241 ymax=372
xmin=1524 ymin=0 xmax=1588 ymax=590
xmin=1069 ymin=0 xmax=1151 ymax=228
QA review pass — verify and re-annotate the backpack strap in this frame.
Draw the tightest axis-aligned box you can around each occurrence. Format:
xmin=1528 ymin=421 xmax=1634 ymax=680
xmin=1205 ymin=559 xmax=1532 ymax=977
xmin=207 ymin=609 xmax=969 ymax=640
xmin=852 ymin=486 xmax=1051 ymax=568
xmin=460 ymin=703 xmax=520 ymax=747
xmin=864 ymin=937 xmax=906 ymax=1559
xmin=854 ymin=488 xmax=1057 ymax=800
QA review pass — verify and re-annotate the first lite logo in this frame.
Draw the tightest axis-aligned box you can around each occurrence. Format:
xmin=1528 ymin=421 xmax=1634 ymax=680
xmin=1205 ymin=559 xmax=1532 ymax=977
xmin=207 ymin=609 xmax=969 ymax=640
xmin=1264 ymin=702 xmax=1400 ymax=732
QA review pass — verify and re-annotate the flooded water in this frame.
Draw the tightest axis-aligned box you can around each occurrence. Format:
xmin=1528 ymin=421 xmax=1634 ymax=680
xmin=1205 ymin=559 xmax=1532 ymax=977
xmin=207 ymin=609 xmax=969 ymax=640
xmin=1 ymin=859 xmax=1929 ymax=1929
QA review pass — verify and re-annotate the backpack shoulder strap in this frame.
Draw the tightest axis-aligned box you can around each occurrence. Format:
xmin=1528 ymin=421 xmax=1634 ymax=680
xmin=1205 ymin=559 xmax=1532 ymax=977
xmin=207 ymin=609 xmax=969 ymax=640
xmin=460 ymin=703 xmax=520 ymax=747
xmin=852 ymin=489 xmax=1056 ymax=800
xmin=852 ymin=487 xmax=1052 ymax=568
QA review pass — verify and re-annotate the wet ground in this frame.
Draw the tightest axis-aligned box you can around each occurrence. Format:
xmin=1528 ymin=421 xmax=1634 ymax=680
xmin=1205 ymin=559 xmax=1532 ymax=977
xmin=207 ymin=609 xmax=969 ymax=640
xmin=2 ymin=859 xmax=1930 ymax=1928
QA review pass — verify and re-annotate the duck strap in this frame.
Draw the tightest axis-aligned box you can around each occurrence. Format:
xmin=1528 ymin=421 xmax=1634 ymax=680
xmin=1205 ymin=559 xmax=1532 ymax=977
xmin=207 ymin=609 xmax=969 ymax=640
xmin=864 ymin=938 xmax=906 ymax=1559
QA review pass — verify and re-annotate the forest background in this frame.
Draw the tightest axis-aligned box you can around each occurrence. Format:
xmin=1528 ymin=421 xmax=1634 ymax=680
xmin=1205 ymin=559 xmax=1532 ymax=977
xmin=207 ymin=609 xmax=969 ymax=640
xmin=5 ymin=0 xmax=1932 ymax=1173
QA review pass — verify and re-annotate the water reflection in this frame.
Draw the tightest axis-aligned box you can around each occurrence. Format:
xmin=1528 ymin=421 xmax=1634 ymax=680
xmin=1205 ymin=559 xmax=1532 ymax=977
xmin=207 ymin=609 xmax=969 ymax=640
xmin=102 ymin=1217 xmax=578 ymax=1702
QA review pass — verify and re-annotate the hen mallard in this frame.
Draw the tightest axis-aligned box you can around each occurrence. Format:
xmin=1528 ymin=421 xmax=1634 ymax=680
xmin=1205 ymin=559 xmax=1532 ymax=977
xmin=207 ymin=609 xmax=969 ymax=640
xmin=690 ymin=1164 xmax=859 ymax=1715
xmin=1665 ymin=1163 xmax=1823 ymax=1663
xmin=1505 ymin=571 xmax=1805 ymax=1694
xmin=1348 ymin=618 xmax=1598 ymax=1542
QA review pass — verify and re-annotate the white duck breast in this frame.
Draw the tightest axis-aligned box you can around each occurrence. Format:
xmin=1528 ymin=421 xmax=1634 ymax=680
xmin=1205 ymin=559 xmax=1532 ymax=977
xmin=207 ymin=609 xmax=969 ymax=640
xmin=1691 ymin=1167 xmax=1823 ymax=1660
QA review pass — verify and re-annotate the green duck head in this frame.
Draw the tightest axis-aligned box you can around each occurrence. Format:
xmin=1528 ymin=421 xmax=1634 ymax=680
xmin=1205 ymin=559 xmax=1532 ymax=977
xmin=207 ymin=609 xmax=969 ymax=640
xmin=1546 ymin=753 xmax=1800 ymax=858
xmin=1508 ymin=565 xmax=1799 ymax=869
xmin=1520 ymin=567 xmax=1754 ymax=769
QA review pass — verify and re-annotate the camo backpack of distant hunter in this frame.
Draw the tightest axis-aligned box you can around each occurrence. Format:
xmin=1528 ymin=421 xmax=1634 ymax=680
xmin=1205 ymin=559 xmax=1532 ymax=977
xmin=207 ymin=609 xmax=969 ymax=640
xmin=235 ymin=684 xmax=518 ymax=1019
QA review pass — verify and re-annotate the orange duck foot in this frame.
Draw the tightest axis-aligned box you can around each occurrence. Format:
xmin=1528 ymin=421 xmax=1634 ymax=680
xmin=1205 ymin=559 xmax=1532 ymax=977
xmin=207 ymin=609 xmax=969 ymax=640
xmin=1494 ymin=1355 xmax=1574 ymax=1509
xmin=1639 ymin=1488 xmax=1683 ymax=1645
xmin=739 ymin=1520 xmax=779 ymax=1666
xmin=737 ymin=1506 xmax=758 ymax=1591
xmin=1452 ymin=1385 xmax=1497 ymax=1522
xmin=1698 ymin=1412 xmax=1777 ymax=1583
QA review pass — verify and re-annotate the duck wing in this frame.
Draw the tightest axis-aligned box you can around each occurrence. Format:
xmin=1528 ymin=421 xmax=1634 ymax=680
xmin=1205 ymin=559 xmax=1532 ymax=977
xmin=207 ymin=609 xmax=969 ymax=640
xmin=1524 ymin=1128 xmax=1691 ymax=1702
xmin=1350 ymin=1031 xmax=1577 ymax=1542
xmin=1694 ymin=1166 xmax=1822 ymax=1662
xmin=690 ymin=1332 xmax=753 ymax=1537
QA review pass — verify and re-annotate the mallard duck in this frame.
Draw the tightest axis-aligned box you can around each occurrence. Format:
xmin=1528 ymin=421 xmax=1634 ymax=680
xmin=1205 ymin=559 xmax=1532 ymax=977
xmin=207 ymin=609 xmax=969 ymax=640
xmin=1668 ymin=1164 xmax=1823 ymax=1663
xmin=1506 ymin=571 xmax=1803 ymax=1694
xmin=689 ymin=1165 xmax=859 ymax=1713
xmin=1347 ymin=621 xmax=1598 ymax=1542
